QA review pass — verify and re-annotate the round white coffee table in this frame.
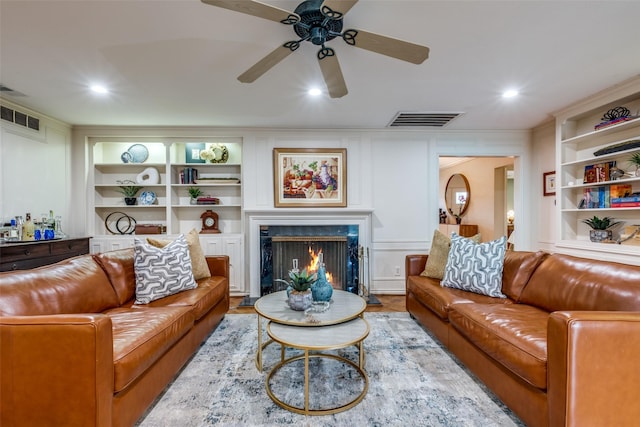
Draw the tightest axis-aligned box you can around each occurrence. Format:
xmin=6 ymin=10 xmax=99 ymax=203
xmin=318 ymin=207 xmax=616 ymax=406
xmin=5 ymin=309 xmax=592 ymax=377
xmin=265 ymin=316 xmax=370 ymax=415
xmin=254 ymin=290 xmax=366 ymax=371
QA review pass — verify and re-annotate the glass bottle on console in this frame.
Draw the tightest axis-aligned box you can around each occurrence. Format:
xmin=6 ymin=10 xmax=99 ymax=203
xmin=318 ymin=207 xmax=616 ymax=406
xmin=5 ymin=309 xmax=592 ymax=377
xmin=22 ymin=213 xmax=35 ymax=241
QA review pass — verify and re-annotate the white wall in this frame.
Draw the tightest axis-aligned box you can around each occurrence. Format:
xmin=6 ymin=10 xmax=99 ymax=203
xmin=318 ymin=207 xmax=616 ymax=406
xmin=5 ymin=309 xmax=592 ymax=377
xmin=0 ymin=114 xmax=536 ymax=294
xmin=531 ymin=119 xmax=557 ymax=252
xmin=239 ymin=129 xmax=532 ymax=294
xmin=0 ymin=99 xmax=72 ymax=229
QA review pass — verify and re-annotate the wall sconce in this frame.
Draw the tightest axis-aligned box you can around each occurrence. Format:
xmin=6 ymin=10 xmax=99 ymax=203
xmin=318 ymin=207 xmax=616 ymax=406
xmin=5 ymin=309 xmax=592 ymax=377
xmin=507 ymin=210 xmax=515 ymax=225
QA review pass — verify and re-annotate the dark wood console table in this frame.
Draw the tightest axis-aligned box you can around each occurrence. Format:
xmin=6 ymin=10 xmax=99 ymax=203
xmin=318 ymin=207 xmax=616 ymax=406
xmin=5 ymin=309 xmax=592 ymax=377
xmin=0 ymin=237 xmax=91 ymax=272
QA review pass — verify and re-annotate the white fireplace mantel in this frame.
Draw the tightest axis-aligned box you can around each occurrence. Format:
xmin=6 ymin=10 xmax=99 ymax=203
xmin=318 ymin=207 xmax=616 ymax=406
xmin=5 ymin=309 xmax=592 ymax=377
xmin=245 ymin=209 xmax=373 ymax=297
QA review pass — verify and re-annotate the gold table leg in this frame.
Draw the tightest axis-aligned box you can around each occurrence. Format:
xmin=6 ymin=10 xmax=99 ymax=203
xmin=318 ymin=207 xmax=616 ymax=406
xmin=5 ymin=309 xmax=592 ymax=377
xmin=255 ymin=314 xmax=262 ymax=371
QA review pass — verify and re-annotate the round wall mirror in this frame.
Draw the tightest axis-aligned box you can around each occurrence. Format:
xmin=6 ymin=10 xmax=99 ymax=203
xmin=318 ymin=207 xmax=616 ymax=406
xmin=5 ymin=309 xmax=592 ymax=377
xmin=445 ymin=174 xmax=471 ymax=219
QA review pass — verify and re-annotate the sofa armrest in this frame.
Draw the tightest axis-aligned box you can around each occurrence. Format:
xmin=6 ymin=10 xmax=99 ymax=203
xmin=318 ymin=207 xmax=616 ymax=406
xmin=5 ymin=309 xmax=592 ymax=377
xmin=0 ymin=314 xmax=114 ymax=427
xmin=405 ymin=254 xmax=428 ymax=279
xmin=206 ymin=255 xmax=230 ymax=278
xmin=548 ymin=311 xmax=640 ymax=427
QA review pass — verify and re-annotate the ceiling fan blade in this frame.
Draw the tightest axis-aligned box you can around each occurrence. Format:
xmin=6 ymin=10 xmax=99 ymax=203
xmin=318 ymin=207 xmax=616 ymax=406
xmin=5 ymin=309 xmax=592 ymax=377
xmin=318 ymin=47 xmax=348 ymax=98
xmin=320 ymin=0 xmax=358 ymax=18
xmin=201 ymin=0 xmax=299 ymax=24
xmin=238 ymin=44 xmax=294 ymax=83
xmin=343 ymin=29 xmax=429 ymax=64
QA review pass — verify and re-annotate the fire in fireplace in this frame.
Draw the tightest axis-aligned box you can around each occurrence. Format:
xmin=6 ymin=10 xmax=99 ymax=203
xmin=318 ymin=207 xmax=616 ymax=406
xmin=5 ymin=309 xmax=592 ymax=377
xmin=260 ymin=225 xmax=359 ymax=296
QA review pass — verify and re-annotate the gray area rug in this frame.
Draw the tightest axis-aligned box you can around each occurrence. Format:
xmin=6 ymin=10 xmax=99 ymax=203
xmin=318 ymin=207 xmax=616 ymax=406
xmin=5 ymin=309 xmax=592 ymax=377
xmin=136 ymin=313 xmax=525 ymax=427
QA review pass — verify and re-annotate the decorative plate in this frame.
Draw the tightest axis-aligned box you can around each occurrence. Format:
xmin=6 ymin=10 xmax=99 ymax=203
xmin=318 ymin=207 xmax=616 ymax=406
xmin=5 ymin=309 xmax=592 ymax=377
xmin=211 ymin=145 xmax=229 ymax=163
xmin=138 ymin=191 xmax=156 ymax=205
xmin=127 ymin=144 xmax=149 ymax=163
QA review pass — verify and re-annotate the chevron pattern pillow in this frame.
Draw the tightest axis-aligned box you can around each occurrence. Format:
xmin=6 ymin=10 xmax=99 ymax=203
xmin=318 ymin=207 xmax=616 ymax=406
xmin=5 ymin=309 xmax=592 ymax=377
xmin=133 ymin=234 xmax=197 ymax=304
xmin=441 ymin=233 xmax=507 ymax=298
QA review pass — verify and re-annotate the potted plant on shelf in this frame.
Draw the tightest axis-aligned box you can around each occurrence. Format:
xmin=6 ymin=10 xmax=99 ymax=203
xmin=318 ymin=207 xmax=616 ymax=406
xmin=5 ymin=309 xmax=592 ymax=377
xmin=628 ymin=152 xmax=640 ymax=177
xmin=582 ymin=216 xmax=621 ymax=242
xmin=188 ymin=187 xmax=203 ymax=205
xmin=275 ymin=268 xmax=317 ymax=311
xmin=116 ymin=180 xmax=143 ymax=205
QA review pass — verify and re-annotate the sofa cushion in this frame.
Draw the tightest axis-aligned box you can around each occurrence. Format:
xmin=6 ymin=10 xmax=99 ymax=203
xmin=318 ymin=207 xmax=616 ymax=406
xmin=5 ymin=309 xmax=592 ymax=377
xmin=520 ymin=253 xmax=640 ymax=312
xmin=442 ymin=234 xmax=507 ymax=298
xmin=501 ymin=250 xmax=549 ymax=301
xmin=0 ymin=255 xmax=119 ymax=316
xmin=421 ymin=229 xmax=480 ymax=280
xmin=146 ymin=229 xmax=211 ymax=281
xmin=106 ymin=305 xmax=194 ymax=392
xmin=133 ymin=235 xmax=197 ymax=304
xmin=407 ymin=275 xmax=512 ymax=320
xmin=148 ymin=276 xmax=227 ymax=320
xmin=93 ymin=248 xmax=136 ymax=305
xmin=449 ymin=303 xmax=548 ymax=389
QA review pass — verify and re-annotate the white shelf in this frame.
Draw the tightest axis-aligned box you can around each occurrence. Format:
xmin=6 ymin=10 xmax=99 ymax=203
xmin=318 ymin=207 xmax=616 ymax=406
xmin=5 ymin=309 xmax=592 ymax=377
xmin=560 ymin=117 xmax=640 ymax=145
xmin=91 ymin=140 xmax=243 ymax=236
xmin=555 ymin=76 xmax=640 ymax=262
xmin=171 ymin=204 xmax=241 ymax=208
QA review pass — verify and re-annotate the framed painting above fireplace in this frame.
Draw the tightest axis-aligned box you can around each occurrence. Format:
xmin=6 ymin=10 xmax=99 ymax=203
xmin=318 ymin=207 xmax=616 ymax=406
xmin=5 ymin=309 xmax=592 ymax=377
xmin=273 ymin=148 xmax=347 ymax=208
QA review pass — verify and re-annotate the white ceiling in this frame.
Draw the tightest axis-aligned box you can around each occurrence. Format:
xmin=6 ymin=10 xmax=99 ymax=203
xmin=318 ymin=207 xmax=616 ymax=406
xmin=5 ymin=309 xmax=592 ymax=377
xmin=1 ymin=0 xmax=639 ymax=130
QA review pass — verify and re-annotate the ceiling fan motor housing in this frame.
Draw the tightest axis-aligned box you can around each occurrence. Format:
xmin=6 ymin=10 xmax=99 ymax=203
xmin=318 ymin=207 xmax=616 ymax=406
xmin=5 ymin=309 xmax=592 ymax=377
xmin=293 ymin=0 xmax=343 ymax=45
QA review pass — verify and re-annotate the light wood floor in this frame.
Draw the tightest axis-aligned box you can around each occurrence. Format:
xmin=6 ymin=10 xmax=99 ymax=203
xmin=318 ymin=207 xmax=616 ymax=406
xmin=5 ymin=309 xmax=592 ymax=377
xmin=228 ymin=294 xmax=406 ymax=314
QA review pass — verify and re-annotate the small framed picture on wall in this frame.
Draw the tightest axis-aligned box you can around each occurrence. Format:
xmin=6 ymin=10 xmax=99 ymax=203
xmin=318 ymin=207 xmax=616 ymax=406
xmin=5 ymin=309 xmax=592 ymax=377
xmin=543 ymin=171 xmax=556 ymax=196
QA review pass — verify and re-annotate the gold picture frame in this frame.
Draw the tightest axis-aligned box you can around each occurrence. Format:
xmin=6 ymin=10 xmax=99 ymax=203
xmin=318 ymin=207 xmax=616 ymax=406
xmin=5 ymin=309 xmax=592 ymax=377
xmin=273 ymin=148 xmax=347 ymax=208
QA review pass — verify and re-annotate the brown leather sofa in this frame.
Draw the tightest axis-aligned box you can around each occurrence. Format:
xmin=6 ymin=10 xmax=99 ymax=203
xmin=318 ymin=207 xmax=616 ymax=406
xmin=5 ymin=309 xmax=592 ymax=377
xmin=0 ymin=248 xmax=230 ymax=427
xmin=406 ymin=250 xmax=640 ymax=427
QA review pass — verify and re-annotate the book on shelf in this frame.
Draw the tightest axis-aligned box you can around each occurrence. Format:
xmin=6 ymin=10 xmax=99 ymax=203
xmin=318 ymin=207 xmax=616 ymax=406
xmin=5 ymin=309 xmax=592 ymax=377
xmin=610 ymin=184 xmax=633 ymax=199
xmin=581 ymin=186 xmax=609 ymax=209
xmin=196 ymin=197 xmax=219 ymax=205
xmin=584 ymin=161 xmax=615 ymax=183
xmin=594 ymin=116 xmax=639 ymax=131
xmin=611 ymin=196 xmax=640 ymax=208
xmin=611 ymin=202 xmax=640 ymax=208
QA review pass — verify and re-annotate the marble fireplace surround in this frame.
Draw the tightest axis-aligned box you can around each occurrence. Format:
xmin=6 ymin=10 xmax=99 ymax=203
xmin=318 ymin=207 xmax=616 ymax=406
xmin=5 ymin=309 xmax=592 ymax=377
xmin=245 ymin=209 xmax=373 ymax=297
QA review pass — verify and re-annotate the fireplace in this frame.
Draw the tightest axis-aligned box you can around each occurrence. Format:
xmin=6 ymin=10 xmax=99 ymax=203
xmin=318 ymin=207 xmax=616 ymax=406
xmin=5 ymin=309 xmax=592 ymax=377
xmin=260 ymin=225 xmax=359 ymax=296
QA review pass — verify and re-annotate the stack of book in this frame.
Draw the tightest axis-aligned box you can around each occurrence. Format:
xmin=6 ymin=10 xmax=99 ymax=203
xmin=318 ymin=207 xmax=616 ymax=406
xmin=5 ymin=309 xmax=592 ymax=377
xmin=611 ymin=196 xmax=640 ymax=208
xmin=196 ymin=197 xmax=219 ymax=205
xmin=610 ymin=184 xmax=638 ymax=207
xmin=594 ymin=116 xmax=638 ymax=131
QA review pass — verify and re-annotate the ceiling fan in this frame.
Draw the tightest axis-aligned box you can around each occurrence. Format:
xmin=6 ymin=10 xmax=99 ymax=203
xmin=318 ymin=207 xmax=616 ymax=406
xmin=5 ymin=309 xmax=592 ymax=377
xmin=201 ymin=0 xmax=430 ymax=98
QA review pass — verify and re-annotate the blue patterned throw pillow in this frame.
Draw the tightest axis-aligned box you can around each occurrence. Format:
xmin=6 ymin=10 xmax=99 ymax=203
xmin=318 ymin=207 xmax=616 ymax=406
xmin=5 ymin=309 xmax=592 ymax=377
xmin=442 ymin=233 xmax=507 ymax=298
xmin=133 ymin=234 xmax=197 ymax=304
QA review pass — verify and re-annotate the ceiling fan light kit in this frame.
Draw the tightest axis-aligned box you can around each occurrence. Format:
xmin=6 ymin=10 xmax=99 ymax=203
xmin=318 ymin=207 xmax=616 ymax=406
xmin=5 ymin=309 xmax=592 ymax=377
xmin=202 ymin=0 xmax=429 ymax=98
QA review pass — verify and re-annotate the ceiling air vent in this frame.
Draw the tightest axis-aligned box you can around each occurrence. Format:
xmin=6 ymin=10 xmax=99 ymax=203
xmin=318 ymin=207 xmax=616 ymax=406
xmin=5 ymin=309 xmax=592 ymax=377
xmin=0 ymin=84 xmax=27 ymax=97
xmin=1 ymin=104 xmax=40 ymax=131
xmin=388 ymin=112 xmax=463 ymax=128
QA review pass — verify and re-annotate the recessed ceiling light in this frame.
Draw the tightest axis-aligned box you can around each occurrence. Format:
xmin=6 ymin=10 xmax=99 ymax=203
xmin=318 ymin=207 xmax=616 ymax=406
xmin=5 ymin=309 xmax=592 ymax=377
xmin=502 ymin=89 xmax=519 ymax=98
xmin=308 ymin=88 xmax=322 ymax=96
xmin=90 ymin=84 xmax=109 ymax=94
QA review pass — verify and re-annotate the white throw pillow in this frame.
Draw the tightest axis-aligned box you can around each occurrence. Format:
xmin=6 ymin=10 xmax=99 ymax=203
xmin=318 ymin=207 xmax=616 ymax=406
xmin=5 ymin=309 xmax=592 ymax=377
xmin=133 ymin=234 xmax=197 ymax=304
xmin=441 ymin=233 xmax=507 ymax=298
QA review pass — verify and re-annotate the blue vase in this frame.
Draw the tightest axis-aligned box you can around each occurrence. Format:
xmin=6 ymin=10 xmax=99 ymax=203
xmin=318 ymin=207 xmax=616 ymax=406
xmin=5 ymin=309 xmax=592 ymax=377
xmin=312 ymin=264 xmax=333 ymax=302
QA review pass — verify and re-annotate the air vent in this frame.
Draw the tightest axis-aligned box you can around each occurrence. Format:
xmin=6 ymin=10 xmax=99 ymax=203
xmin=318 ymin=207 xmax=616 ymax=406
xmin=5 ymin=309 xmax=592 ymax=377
xmin=0 ymin=84 xmax=26 ymax=97
xmin=1 ymin=104 xmax=40 ymax=131
xmin=388 ymin=112 xmax=463 ymax=128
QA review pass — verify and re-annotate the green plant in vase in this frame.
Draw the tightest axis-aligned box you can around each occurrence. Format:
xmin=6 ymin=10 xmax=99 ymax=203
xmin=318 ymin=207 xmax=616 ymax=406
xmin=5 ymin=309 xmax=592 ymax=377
xmin=275 ymin=268 xmax=317 ymax=311
xmin=628 ymin=152 xmax=640 ymax=177
xmin=188 ymin=186 xmax=203 ymax=205
xmin=116 ymin=180 xmax=143 ymax=205
xmin=582 ymin=216 xmax=621 ymax=242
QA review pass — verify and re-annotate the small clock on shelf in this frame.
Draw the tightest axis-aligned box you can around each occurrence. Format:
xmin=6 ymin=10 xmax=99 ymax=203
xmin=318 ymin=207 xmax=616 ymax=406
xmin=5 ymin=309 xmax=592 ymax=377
xmin=200 ymin=210 xmax=221 ymax=234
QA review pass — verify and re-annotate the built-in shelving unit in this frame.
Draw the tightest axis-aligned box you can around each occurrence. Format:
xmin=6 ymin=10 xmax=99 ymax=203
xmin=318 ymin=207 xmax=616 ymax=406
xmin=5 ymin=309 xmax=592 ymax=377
xmin=87 ymin=138 xmax=244 ymax=292
xmin=555 ymin=75 xmax=640 ymax=263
